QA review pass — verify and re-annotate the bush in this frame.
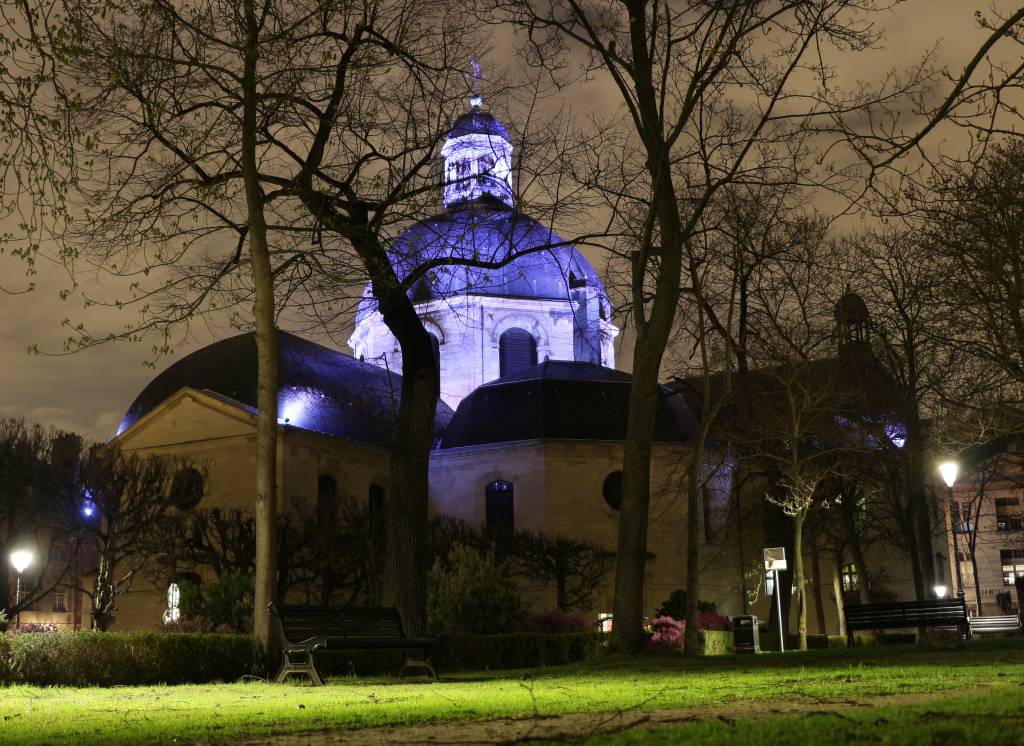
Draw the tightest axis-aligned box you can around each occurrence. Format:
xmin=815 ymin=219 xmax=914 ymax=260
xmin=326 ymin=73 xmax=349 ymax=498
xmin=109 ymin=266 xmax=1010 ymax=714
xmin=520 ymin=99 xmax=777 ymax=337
xmin=697 ymin=610 xmax=730 ymax=630
xmin=647 ymin=615 xmax=685 ymax=651
xmin=521 ymin=609 xmax=590 ymax=634
xmin=178 ymin=572 xmax=253 ymax=632
xmin=698 ymin=629 xmax=734 ymax=656
xmin=0 ymin=631 xmax=260 ymax=686
xmin=428 ymin=544 xmax=522 ymax=635
xmin=655 ymin=589 xmax=717 ymax=620
xmin=434 ymin=632 xmax=604 ymax=671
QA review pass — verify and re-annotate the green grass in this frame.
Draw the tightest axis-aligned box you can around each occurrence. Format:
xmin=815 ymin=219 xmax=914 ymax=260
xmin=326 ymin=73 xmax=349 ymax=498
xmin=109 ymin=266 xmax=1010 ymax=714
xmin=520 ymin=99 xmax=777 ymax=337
xmin=578 ymin=687 xmax=1024 ymax=745
xmin=2 ymin=638 xmax=1023 ymax=745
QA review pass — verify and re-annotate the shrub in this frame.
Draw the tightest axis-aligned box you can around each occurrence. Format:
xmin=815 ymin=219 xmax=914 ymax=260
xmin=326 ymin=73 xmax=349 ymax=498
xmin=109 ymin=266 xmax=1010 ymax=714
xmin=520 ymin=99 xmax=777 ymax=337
xmin=698 ymin=629 xmax=734 ymax=656
xmin=161 ymin=616 xmax=235 ymax=634
xmin=647 ymin=615 xmax=685 ymax=650
xmin=428 ymin=544 xmax=522 ymax=635
xmin=0 ymin=631 xmax=260 ymax=686
xmin=697 ymin=610 xmax=730 ymax=631
xmin=434 ymin=632 xmax=604 ymax=671
xmin=177 ymin=572 xmax=253 ymax=632
xmin=655 ymin=589 xmax=717 ymax=620
xmin=521 ymin=609 xmax=590 ymax=634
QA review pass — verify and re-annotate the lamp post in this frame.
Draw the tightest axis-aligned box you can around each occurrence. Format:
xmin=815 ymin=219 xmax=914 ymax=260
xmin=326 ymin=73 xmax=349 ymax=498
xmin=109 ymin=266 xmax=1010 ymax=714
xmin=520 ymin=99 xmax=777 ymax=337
xmin=939 ymin=461 xmax=965 ymax=600
xmin=9 ymin=549 xmax=33 ymax=630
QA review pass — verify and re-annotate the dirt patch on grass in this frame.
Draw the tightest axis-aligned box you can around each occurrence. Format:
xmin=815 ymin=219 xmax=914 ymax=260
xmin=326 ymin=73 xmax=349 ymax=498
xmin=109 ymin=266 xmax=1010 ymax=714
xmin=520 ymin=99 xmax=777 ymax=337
xmin=214 ymin=687 xmax=996 ymax=745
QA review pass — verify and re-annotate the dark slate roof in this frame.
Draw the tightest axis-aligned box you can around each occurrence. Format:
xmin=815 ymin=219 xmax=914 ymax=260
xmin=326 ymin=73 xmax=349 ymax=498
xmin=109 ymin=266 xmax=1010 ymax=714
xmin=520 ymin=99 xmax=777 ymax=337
xmin=117 ymin=331 xmax=453 ymax=446
xmin=448 ymin=109 xmax=510 ymax=140
xmin=356 ymin=197 xmax=607 ymax=323
xmin=439 ymin=361 xmax=695 ymax=448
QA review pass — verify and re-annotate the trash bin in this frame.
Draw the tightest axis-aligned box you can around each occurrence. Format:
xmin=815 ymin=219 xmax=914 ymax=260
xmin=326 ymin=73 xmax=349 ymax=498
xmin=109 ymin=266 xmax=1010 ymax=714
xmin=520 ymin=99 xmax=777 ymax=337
xmin=732 ymin=615 xmax=760 ymax=653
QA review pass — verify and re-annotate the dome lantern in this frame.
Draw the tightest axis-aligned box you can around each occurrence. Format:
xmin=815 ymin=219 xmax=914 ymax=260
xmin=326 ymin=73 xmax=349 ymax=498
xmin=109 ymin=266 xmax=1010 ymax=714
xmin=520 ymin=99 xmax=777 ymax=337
xmin=441 ymin=82 xmax=514 ymax=208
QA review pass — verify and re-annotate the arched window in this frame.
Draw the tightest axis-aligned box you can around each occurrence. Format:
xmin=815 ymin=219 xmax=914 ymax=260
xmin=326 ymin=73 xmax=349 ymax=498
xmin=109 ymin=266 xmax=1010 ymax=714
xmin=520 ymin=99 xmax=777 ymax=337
xmin=485 ymin=480 xmax=515 ymax=545
xmin=171 ymin=467 xmax=205 ymax=511
xmin=369 ymin=484 xmax=385 ymax=547
xmin=428 ymin=332 xmax=441 ymax=369
xmin=317 ymin=475 xmax=338 ymax=523
xmin=499 ymin=328 xmax=537 ymax=377
xmin=602 ymin=471 xmax=623 ymax=511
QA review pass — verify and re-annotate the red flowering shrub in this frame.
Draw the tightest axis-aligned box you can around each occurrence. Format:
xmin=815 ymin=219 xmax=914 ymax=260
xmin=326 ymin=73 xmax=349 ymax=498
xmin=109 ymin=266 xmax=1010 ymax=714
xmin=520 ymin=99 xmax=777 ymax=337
xmin=647 ymin=615 xmax=685 ymax=650
xmin=697 ymin=610 xmax=730 ymax=631
xmin=14 ymin=623 xmax=60 ymax=634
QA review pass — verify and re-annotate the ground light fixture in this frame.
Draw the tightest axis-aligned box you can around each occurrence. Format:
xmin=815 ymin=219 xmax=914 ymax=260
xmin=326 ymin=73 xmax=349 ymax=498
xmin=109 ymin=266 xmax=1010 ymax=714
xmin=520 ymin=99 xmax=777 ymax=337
xmin=933 ymin=585 xmax=948 ymax=599
xmin=9 ymin=548 xmax=34 ymax=630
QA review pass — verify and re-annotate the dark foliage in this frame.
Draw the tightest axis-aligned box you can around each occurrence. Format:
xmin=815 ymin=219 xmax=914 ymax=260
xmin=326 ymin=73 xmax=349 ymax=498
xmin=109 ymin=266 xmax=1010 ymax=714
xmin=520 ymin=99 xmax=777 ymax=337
xmin=0 ymin=631 xmax=260 ymax=686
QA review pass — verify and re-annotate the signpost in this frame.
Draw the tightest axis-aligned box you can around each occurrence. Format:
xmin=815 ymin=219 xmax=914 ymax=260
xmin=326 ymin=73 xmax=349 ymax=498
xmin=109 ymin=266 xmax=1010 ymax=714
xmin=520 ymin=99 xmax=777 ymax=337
xmin=764 ymin=547 xmax=787 ymax=652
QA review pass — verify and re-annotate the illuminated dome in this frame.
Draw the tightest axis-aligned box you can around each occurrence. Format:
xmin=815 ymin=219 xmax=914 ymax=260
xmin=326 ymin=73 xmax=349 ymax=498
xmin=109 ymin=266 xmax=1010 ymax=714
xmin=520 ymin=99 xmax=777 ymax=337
xmin=350 ymin=101 xmax=619 ymax=410
xmin=447 ymin=109 xmax=510 ymax=139
xmin=354 ymin=196 xmax=609 ymax=324
xmin=117 ymin=331 xmax=452 ymax=445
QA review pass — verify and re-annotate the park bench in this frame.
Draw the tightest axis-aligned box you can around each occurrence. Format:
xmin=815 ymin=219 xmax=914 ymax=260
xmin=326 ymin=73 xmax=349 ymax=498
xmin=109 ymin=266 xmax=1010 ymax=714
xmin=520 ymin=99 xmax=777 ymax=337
xmin=843 ymin=598 xmax=971 ymax=647
xmin=268 ymin=603 xmax=439 ymax=685
xmin=969 ymin=614 xmax=1022 ymax=635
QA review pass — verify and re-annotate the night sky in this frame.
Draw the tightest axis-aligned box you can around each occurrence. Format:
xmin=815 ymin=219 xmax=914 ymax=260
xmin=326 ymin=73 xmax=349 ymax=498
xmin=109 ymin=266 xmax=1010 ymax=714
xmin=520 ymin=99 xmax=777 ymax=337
xmin=0 ymin=2 xmax=1016 ymax=441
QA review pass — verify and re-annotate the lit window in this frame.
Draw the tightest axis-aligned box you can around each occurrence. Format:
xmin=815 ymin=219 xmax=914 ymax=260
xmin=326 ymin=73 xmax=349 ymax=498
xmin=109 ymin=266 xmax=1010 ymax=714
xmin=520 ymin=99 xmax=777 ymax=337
xmin=597 ymin=613 xmax=613 ymax=633
xmin=841 ymin=563 xmax=860 ymax=593
xmin=1000 ymin=549 xmax=1024 ymax=587
xmin=163 ymin=583 xmax=181 ymax=624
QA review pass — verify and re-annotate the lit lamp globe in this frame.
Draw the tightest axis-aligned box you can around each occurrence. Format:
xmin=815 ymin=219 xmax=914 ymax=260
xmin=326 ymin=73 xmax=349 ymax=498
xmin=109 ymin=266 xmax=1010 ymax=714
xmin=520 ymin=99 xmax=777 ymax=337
xmin=939 ymin=461 xmax=958 ymax=488
xmin=933 ymin=584 xmax=948 ymax=599
xmin=9 ymin=549 xmax=32 ymax=574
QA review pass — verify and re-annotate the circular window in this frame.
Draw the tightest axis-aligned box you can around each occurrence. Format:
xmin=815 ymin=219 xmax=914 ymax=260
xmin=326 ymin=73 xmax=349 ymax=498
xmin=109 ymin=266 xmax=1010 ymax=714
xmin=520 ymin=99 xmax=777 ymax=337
xmin=602 ymin=471 xmax=623 ymax=511
xmin=171 ymin=467 xmax=205 ymax=511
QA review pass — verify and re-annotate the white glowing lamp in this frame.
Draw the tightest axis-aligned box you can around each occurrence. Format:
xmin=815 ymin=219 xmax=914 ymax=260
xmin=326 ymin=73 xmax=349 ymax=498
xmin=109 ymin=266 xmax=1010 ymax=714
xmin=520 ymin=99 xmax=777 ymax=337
xmin=939 ymin=461 xmax=959 ymax=488
xmin=9 ymin=549 xmax=33 ymax=574
xmin=933 ymin=585 xmax=948 ymax=599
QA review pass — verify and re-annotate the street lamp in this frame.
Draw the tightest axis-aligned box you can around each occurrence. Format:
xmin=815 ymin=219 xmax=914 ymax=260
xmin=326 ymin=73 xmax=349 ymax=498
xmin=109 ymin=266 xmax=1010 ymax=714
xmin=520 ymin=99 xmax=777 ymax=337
xmin=939 ymin=461 xmax=965 ymax=600
xmin=9 ymin=549 xmax=34 ymax=630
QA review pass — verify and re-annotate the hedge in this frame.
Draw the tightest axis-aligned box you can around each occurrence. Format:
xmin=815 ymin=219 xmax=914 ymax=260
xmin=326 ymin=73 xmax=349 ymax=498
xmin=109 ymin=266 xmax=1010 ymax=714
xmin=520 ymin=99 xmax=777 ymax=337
xmin=434 ymin=631 xmax=605 ymax=671
xmin=317 ymin=631 xmax=607 ymax=676
xmin=697 ymin=629 xmax=734 ymax=656
xmin=0 ymin=632 xmax=261 ymax=686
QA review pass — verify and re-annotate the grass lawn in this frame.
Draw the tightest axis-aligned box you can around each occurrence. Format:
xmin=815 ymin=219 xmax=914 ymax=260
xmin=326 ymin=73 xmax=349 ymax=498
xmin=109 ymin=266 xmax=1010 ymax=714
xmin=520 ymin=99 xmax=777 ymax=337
xmin=1 ymin=638 xmax=1023 ymax=745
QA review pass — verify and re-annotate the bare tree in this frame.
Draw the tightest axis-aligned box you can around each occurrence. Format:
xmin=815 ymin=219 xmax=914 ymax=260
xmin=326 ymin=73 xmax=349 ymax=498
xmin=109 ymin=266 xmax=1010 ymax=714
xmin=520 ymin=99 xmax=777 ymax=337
xmin=510 ymin=531 xmax=613 ymax=612
xmin=496 ymin=0 xmax=929 ymax=653
xmin=0 ymin=420 xmax=79 ymax=621
xmin=73 ymin=444 xmax=203 ymax=630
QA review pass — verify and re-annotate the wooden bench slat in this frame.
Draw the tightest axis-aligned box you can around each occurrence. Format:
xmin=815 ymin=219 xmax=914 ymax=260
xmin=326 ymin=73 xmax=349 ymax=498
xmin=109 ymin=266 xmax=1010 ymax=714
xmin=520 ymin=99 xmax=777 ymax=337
xmin=269 ymin=603 xmax=439 ymax=686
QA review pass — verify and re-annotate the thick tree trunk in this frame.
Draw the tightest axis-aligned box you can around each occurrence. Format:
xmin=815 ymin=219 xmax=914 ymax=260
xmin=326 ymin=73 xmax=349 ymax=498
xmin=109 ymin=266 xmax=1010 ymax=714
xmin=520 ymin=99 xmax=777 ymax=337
xmin=684 ymin=450 xmax=703 ymax=655
xmin=793 ymin=510 xmax=807 ymax=650
xmin=612 ymin=347 xmax=661 ymax=653
xmin=242 ymin=0 xmax=278 ymax=655
xmin=906 ymin=419 xmax=935 ymax=595
xmin=379 ymin=295 xmax=438 ymax=637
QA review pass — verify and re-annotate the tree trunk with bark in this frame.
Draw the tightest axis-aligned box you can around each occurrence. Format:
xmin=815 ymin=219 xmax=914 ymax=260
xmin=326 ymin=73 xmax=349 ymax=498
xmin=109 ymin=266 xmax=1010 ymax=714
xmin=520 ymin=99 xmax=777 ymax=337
xmin=793 ymin=510 xmax=808 ymax=650
xmin=242 ymin=0 xmax=279 ymax=655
